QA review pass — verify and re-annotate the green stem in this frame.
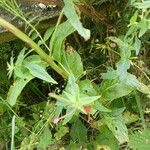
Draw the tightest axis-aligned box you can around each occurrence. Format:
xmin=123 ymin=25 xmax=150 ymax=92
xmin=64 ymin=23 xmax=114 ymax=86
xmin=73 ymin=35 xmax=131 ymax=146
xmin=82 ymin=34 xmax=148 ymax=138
xmin=0 ymin=17 xmax=68 ymax=79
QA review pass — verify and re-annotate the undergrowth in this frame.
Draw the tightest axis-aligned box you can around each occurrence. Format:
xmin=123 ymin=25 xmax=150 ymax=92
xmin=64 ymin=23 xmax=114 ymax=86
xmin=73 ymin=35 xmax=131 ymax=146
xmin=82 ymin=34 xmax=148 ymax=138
xmin=0 ymin=0 xmax=150 ymax=149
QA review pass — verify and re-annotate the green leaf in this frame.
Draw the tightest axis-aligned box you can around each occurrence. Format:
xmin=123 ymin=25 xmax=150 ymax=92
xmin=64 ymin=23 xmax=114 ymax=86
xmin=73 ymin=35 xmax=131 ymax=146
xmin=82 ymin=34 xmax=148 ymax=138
xmin=116 ymin=59 xmax=130 ymax=79
xmin=38 ymin=127 xmax=52 ymax=148
xmin=51 ymin=20 xmax=75 ymax=61
xmin=99 ymin=79 xmax=133 ymax=101
xmin=133 ymin=1 xmax=150 ymax=9
xmin=138 ymin=19 xmax=149 ymax=37
xmin=129 ymin=11 xmax=138 ymax=25
xmin=70 ymin=119 xmax=87 ymax=144
xmin=129 ymin=129 xmax=150 ymax=150
xmin=80 ymin=95 xmax=100 ymax=106
xmin=101 ymin=68 xmax=118 ymax=80
xmin=63 ymin=107 xmax=76 ymax=125
xmin=63 ymin=0 xmax=90 ymax=40
xmin=123 ymin=111 xmax=139 ymax=125
xmin=134 ymin=37 xmax=141 ymax=55
xmin=61 ymin=50 xmax=84 ymax=79
xmin=79 ymin=79 xmax=98 ymax=96
xmin=93 ymin=101 xmax=111 ymax=112
xmin=102 ymin=108 xmax=129 ymax=144
xmin=109 ymin=37 xmax=133 ymax=58
xmin=43 ymin=26 xmax=54 ymax=42
xmin=54 ymin=126 xmax=69 ymax=140
xmin=95 ymin=126 xmax=119 ymax=150
xmin=7 ymin=77 xmax=34 ymax=106
xmin=25 ymin=63 xmax=57 ymax=84
xmin=125 ymin=73 xmax=150 ymax=97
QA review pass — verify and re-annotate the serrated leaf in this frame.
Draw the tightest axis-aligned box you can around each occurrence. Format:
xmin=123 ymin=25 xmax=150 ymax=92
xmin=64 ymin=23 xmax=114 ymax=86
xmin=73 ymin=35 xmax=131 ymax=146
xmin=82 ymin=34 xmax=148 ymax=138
xmin=38 ymin=127 xmax=52 ymax=148
xmin=63 ymin=0 xmax=90 ymax=41
xmin=26 ymin=63 xmax=57 ymax=84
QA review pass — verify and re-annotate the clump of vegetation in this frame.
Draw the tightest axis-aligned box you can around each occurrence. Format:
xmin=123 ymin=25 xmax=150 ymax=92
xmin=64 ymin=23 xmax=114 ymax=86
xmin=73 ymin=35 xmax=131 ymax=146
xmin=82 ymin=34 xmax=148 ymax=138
xmin=0 ymin=0 xmax=150 ymax=149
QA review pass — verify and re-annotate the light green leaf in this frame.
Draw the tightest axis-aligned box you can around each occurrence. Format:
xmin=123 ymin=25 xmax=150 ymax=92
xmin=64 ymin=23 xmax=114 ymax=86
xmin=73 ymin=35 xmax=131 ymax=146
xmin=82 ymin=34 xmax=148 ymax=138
xmin=99 ymin=79 xmax=133 ymax=101
xmin=129 ymin=11 xmax=138 ymax=25
xmin=7 ymin=77 xmax=34 ymax=106
xmin=138 ymin=19 xmax=149 ymax=37
xmin=63 ymin=0 xmax=90 ymax=40
xmin=79 ymin=79 xmax=98 ymax=96
xmin=123 ymin=111 xmax=139 ymax=125
xmin=38 ymin=127 xmax=52 ymax=148
xmin=101 ymin=68 xmax=118 ymax=80
xmin=134 ymin=37 xmax=141 ymax=55
xmin=80 ymin=95 xmax=100 ymax=105
xmin=26 ymin=63 xmax=57 ymax=84
xmin=51 ymin=20 xmax=75 ymax=61
xmin=93 ymin=101 xmax=111 ymax=112
xmin=125 ymin=73 xmax=150 ymax=96
xmin=95 ymin=126 xmax=119 ymax=150
xmin=102 ymin=109 xmax=129 ymax=144
xmin=129 ymin=129 xmax=150 ymax=150
xmin=61 ymin=50 xmax=84 ymax=79
xmin=43 ymin=26 xmax=54 ymax=41
xmin=133 ymin=1 xmax=150 ymax=9
xmin=54 ymin=126 xmax=69 ymax=140
xmin=70 ymin=119 xmax=87 ymax=144
xmin=63 ymin=108 xmax=76 ymax=125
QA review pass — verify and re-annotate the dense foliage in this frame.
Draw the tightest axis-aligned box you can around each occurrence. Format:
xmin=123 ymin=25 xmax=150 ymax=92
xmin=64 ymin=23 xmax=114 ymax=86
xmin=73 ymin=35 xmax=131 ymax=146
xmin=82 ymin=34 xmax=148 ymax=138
xmin=0 ymin=0 xmax=150 ymax=149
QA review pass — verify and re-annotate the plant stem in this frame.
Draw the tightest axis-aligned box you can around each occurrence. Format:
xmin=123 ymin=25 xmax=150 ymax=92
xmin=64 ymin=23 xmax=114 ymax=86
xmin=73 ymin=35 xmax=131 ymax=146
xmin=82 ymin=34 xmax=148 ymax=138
xmin=0 ymin=17 xmax=68 ymax=79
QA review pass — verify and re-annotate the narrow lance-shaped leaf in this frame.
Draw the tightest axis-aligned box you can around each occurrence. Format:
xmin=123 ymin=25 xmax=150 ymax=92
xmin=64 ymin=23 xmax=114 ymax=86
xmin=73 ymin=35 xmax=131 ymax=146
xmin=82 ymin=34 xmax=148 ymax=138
xmin=63 ymin=0 xmax=90 ymax=41
xmin=26 ymin=63 xmax=57 ymax=84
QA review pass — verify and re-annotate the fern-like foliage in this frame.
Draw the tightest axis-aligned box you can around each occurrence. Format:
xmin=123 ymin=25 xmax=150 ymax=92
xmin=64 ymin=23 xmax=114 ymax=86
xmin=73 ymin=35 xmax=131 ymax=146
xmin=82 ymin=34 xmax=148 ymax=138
xmin=129 ymin=129 xmax=150 ymax=150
